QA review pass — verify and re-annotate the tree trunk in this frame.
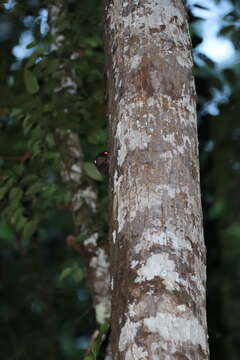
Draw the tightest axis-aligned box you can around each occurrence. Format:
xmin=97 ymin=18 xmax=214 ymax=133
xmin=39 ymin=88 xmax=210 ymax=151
xmin=49 ymin=3 xmax=111 ymax=326
xmin=104 ymin=0 xmax=209 ymax=358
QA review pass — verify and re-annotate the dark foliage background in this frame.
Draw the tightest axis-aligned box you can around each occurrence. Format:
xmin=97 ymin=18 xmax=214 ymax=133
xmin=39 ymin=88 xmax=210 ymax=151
xmin=0 ymin=0 xmax=239 ymax=359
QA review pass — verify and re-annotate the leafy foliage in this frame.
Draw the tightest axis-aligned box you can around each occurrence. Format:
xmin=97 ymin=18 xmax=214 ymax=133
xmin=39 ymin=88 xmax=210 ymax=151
xmin=83 ymin=323 xmax=110 ymax=360
xmin=0 ymin=0 xmax=107 ymax=359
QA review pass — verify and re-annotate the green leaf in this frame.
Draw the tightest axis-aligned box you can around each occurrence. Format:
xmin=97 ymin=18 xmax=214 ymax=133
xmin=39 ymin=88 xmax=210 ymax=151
xmin=75 ymin=234 xmax=89 ymax=243
xmin=9 ymin=187 xmax=23 ymax=202
xmin=23 ymin=219 xmax=38 ymax=240
xmin=46 ymin=133 xmax=55 ymax=148
xmin=12 ymin=164 xmax=24 ymax=176
xmin=45 ymin=59 xmax=60 ymax=74
xmin=24 ymin=69 xmax=39 ymax=94
xmin=62 ymin=190 xmax=72 ymax=204
xmin=23 ymin=115 xmax=34 ymax=135
xmin=83 ymin=162 xmax=102 ymax=181
xmin=59 ymin=264 xmax=84 ymax=283
xmin=25 ymin=52 xmax=40 ymax=69
xmin=42 ymin=184 xmax=57 ymax=198
xmin=84 ymin=323 xmax=109 ymax=360
xmin=100 ymin=323 xmax=110 ymax=334
xmin=88 ymin=129 xmax=107 ymax=145
xmin=0 ymin=220 xmax=15 ymax=242
xmin=0 ymin=178 xmax=15 ymax=200
xmin=56 ymin=18 xmax=70 ymax=32
xmin=16 ymin=215 xmax=28 ymax=232
xmin=0 ymin=188 xmax=7 ymax=201
xmin=26 ymin=182 xmax=43 ymax=196
xmin=0 ymin=186 xmax=9 ymax=201
xmin=32 ymin=142 xmax=42 ymax=158
xmin=73 ymin=268 xmax=84 ymax=283
xmin=59 ymin=267 xmax=73 ymax=282
xmin=43 ymin=103 xmax=53 ymax=113
xmin=26 ymin=40 xmax=38 ymax=49
xmin=12 ymin=208 xmax=27 ymax=231
xmin=10 ymin=108 xmax=23 ymax=118
xmin=84 ymin=356 xmax=94 ymax=360
xmin=29 ymin=124 xmax=43 ymax=143
xmin=21 ymin=174 xmax=39 ymax=186
xmin=54 ymin=189 xmax=71 ymax=205
xmin=84 ymin=37 xmax=102 ymax=48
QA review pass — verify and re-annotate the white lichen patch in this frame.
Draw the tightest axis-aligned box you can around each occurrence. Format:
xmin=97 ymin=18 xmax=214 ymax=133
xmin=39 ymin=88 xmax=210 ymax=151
xmin=130 ymin=54 xmax=142 ymax=70
xmin=113 ymin=174 xmax=126 ymax=233
xmin=69 ymin=164 xmax=82 ymax=182
xmin=190 ymin=259 xmax=207 ymax=297
xmin=176 ymin=53 xmax=193 ymax=68
xmin=130 ymin=260 xmax=139 ymax=269
xmin=96 ymin=298 xmax=110 ymax=324
xmin=162 ymin=133 xmax=175 ymax=144
xmin=144 ymin=312 xmax=207 ymax=352
xmin=81 ymin=187 xmax=97 ymax=211
xmin=72 ymin=190 xmax=83 ymax=211
xmin=112 ymin=230 xmax=116 ymax=244
xmin=147 ymin=97 xmax=155 ymax=106
xmin=116 ymin=115 xmax=151 ymax=167
xmin=128 ymin=302 xmax=137 ymax=318
xmin=183 ymin=134 xmax=191 ymax=147
xmin=159 ymin=151 xmax=174 ymax=159
xmin=114 ymin=163 xmax=201 ymax=237
xmin=125 ymin=344 xmax=148 ymax=360
xmin=84 ymin=232 xmax=98 ymax=247
xmin=89 ymin=246 xmax=111 ymax=324
xmin=176 ymin=304 xmax=187 ymax=313
xmin=179 ymin=92 xmax=197 ymax=125
xmin=135 ymin=253 xmax=183 ymax=291
xmin=55 ymin=75 xmax=77 ymax=94
xmin=134 ymin=227 xmax=193 ymax=255
xmin=72 ymin=187 xmax=97 ymax=212
xmin=90 ymin=248 xmax=110 ymax=272
xmin=119 ymin=317 xmax=140 ymax=352
xmin=108 ymin=0 xmax=190 ymax=59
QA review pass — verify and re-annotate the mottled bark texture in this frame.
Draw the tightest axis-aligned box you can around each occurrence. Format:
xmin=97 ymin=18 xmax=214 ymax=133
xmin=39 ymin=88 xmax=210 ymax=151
xmin=49 ymin=4 xmax=111 ymax=326
xmin=104 ymin=0 xmax=209 ymax=359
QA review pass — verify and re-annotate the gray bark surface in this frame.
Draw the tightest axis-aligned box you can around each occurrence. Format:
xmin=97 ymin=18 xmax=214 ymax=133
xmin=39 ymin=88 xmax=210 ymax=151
xmin=105 ymin=0 xmax=209 ymax=359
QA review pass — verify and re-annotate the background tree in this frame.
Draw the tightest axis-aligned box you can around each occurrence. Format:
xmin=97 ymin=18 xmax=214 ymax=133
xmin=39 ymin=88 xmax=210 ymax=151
xmin=48 ymin=1 xmax=111 ymax=328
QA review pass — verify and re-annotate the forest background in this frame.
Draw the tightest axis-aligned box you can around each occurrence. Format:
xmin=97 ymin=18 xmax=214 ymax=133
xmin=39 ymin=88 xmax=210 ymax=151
xmin=0 ymin=0 xmax=239 ymax=359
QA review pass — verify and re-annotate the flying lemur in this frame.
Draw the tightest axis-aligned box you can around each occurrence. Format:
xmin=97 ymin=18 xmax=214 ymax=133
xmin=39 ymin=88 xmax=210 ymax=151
xmin=94 ymin=151 xmax=109 ymax=176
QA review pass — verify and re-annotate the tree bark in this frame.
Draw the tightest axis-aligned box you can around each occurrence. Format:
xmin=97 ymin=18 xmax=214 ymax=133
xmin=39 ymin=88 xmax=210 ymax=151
xmin=104 ymin=0 xmax=209 ymax=359
xmin=49 ymin=3 xmax=111 ymax=326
